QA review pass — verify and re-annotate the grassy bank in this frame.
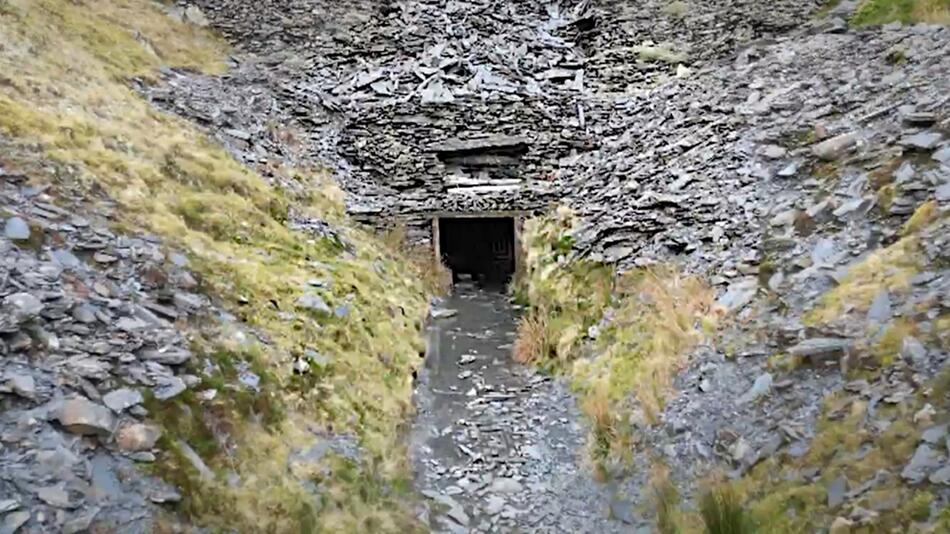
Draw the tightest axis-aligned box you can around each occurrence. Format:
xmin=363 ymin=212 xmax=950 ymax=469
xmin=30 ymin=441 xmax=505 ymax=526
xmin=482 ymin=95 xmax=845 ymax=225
xmin=512 ymin=207 xmax=716 ymax=468
xmin=0 ymin=0 xmax=433 ymax=531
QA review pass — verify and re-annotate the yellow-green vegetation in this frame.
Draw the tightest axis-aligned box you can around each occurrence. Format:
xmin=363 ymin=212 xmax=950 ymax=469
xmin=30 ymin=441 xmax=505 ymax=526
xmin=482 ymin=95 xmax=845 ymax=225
xmin=514 ymin=208 xmax=716 ymax=464
xmin=0 ymin=0 xmax=431 ymax=531
xmin=699 ymin=486 xmax=757 ymax=534
xmin=804 ymin=234 xmax=921 ymax=325
xmin=721 ymin=367 xmax=950 ymax=532
xmin=512 ymin=206 xmax=614 ymax=368
xmin=902 ymin=200 xmax=939 ymax=236
xmin=576 ymin=267 xmax=714 ymax=426
xmin=850 ymin=0 xmax=950 ymax=26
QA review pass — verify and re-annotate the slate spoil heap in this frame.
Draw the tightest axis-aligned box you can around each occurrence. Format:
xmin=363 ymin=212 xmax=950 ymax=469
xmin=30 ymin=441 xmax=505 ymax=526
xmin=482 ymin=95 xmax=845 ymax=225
xmin=0 ymin=144 xmax=206 ymax=532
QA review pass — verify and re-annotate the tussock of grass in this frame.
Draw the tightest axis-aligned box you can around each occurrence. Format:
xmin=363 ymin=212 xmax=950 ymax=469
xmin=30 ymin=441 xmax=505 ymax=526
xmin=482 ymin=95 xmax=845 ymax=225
xmin=513 ymin=312 xmax=551 ymax=364
xmin=851 ymin=0 xmax=950 ymax=26
xmin=652 ymin=465 xmax=685 ymax=534
xmin=0 ymin=1 xmax=429 ymax=531
xmin=699 ymin=486 xmax=756 ymax=534
xmin=581 ymin=381 xmax=632 ymax=466
xmin=901 ymin=199 xmax=939 ymax=236
xmin=382 ymin=224 xmax=452 ymax=296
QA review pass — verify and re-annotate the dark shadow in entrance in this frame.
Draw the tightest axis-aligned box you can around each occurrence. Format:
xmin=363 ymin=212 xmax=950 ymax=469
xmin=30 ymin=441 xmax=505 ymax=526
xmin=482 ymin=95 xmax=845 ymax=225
xmin=439 ymin=217 xmax=515 ymax=287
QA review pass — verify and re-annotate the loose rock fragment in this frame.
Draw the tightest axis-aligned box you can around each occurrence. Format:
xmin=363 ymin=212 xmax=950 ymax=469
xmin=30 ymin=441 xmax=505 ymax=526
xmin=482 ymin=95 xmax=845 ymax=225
xmin=51 ymin=398 xmax=116 ymax=436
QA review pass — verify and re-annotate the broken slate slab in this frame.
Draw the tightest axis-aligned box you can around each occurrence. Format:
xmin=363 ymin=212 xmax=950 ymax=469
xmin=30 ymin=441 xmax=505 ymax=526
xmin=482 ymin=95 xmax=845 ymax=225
xmin=153 ymin=376 xmax=187 ymax=401
xmin=736 ymin=373 xmax=772 ymax=406
xmin=1 ymin=373 xmax=36 ymax=399
xmin=901 ymin=444 xmax=943 ymax=483
xmin=811 ymin=132 xmax=857 ymax=161
xmin=102 ymin=388 xmax=143 ymax=413
xmin=4 ymin=216 xmax=30 ymax=240
xmin=430 ymin=308 xmax=458 ymax=319
xmin=787 ymin=338 xmax=852 ymax=364
xmin=921 ymin=424 xmax=948 ymax=445
xmin=899 ymin=131 xmax=942 ymax=150
xmin=3 ymin=292 xmax=44 ymax=323
xmin=296 ymin=293 xmax=332 ymax=315
xmin=51 ymin=398 xmax=116 ymax=436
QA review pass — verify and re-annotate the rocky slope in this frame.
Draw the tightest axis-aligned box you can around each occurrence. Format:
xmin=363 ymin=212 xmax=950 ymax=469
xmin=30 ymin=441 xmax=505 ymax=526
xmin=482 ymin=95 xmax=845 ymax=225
xmin=0 ymin=1 xmax=437 ymax=532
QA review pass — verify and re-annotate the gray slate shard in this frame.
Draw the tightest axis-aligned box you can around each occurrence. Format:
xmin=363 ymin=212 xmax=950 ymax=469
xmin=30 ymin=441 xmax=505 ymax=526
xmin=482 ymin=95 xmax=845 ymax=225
xmin=153 ymin=376 xmax=187 ymax=401
xmin=4 ymin=216 xmax=30 ymax=240
xmin=51 ymin=398 xmax=116 ymax=436
xmin=899 ymin=131 xmax=942 ymax=150
xmin=811 ymin=132 xmax=857 ymax=161
xmin=901 ymin=444 xmax=942 ymax=483
xmin=4 ymin=292 xmax=44 ymax=323
xmin=787 ymin=338 xmax=852 ymax=363
xmin=296 ymin=293 xmax=332 ymax=315
xmin=102 ymin=388 xmax=144 ymax=412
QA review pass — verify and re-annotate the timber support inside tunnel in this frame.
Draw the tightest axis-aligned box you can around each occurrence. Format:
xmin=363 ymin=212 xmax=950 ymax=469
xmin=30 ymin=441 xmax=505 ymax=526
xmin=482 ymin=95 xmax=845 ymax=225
xmin=433 ymin=214 xmax=523 ymax=287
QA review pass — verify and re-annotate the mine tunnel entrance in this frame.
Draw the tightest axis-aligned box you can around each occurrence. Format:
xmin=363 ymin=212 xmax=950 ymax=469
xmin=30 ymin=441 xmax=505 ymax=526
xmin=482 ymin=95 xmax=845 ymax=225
xmin=437 ymin=217 xmax=516 ymax=287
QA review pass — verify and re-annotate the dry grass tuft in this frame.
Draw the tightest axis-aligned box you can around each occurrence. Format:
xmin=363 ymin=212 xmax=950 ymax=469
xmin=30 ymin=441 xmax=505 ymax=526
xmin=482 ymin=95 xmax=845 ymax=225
xmin=700 ymin=486 xmax=756 ymax=534
xmin=651 ymin=464 xmax=684 ymax=534
xmin=577 ymin=267 xmax=715 ymax=425
xmin=580 ymin=381 xmax=631 ymax=465
xmin=804 ymin=235 xmax=921 ymax=325
xmin=513 ymin=311 xmax=551 ymax=364
xmin=383 ymin=224 xmax=452 ymax=296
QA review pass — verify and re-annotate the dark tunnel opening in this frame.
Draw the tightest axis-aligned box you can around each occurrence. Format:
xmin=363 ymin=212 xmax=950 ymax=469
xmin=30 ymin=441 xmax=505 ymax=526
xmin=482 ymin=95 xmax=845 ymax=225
xmin=438 ymin=217 xmax=515 ymax=287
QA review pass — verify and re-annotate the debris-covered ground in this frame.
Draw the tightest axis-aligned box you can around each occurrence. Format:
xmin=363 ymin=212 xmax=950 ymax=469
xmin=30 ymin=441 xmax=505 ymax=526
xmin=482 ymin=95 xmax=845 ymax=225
xmin=411 ymin=288 xmax=637 ymax=533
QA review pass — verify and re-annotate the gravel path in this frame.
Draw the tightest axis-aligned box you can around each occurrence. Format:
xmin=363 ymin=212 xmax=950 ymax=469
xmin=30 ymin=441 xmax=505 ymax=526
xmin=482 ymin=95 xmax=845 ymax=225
xmin=409 ymin=287 xmax=641 ymax=533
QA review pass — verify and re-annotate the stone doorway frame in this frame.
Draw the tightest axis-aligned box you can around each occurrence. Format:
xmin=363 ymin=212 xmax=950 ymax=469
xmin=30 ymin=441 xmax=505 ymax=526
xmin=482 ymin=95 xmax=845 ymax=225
xmin=431 ymin=211 xmax=526 ymax=280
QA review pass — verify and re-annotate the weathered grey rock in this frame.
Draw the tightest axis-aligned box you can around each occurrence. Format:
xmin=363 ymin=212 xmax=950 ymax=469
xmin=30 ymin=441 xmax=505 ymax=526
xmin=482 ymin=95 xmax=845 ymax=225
xmin=153 ymin=376 xmax=187 ymax=401
xmin=736 ymin=373 xmax=772 ymax=406
xmin=3 ymin=292 xmax=44 ymax=323
xmin=1 ymin=373 xmax=36 ymax=399
xmin=431 ymin=308 xmax=458 ymax=319
xmin=921 ymin=424 xmax=948 ymax=445
xmin=184 ymin=5 xmax=211 ymax=26
xmin=71 ymin=303 xmax=98 ymax=324
xmin=901 ymin=444 xmax=942 ymax=483
xmin=116 ymin=423 xmax=162 ymax=451
xmin=1 ymin=511 xmax=30 ymax=534
xmin=901 ymin=336 xmax=927 ymax=364
xmin=930 ymin=465 xmax=950 ymax=485
xmin=51 ymin=398 xmax=116 ymax=436
xmin=62 ymin=507 xmax=99 ymax=534
xmin=489 ymin=477 xmax=523 ymax=494
xmin=787 ymin=338 xmax=852 ymax=364
xmin=866 ymin=291 xmax=891 ymax=324
xmin=4 ymin=216 xmax=30 ymax=240
xmin=140 ymin=348 xmax=191 ymax=365
xmin=296 ymin=293 xmax=332 ymax=315
xmin=102 ymin=388 xmax=143 ymax=412
xmin=899 ymin=131 xmax=942 ymax=150
xmin=827 ymin=475 xmax=848 ymax=508
xmin=36 ymin=485 xmax=72 ymax=508
xmin=811 ymin=133 xmax=857 ymax=161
